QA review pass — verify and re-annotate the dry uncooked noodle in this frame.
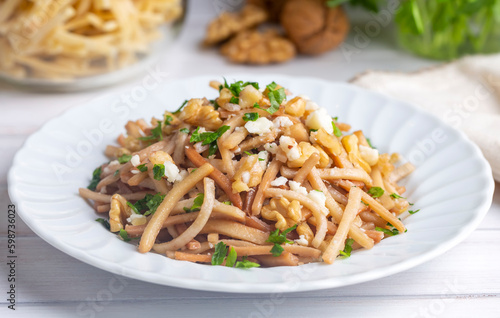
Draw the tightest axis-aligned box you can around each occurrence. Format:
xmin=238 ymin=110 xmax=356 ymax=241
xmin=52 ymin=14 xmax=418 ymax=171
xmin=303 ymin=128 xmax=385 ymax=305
xmin=79 ymin=79 xmax=416 ymax=268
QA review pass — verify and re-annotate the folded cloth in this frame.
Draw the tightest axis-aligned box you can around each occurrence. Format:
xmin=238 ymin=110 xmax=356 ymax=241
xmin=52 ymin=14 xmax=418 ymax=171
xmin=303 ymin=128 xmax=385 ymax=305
xmin=351 ymin=54 xmax=500 ymax=182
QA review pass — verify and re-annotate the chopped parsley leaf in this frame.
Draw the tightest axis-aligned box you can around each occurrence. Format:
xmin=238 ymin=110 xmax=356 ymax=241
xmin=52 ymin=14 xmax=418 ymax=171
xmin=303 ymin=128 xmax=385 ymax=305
xmin=118 ymin=154 xmax=132 ymax=164
xmin=390 ymin=193 xmax=405 ymax=199
xmin=212 ymin=241 xmax=228 ymax=265
xmin=222 ymin=201 xmax=232 ymax=205
xmin=265 ymin=82 xmax=286 ymax=115
xmin=184 ymin=193 xmax=204 ymax=212
xmin=126 ymin=201 xmax=139 ymax=214
xmin=172 ymin=100 xmax=188 ymax=114
xmin=153 ymin=164 xmax=165 ymax=181
xmin=229 ymin=96 xmax=239 ymax=104
xmin=368 ymin=187 xmax=384 ymax=198
xmin=180 ymin=128 xmax=190 ymax=134
xmin=266 ymin=225 xmax=297 ymax=257
xmin=310 ymin=129 xmax=318 ymax=132
xmin=190 ymin=125 xmax=230 ymax=157
xmin=87 ymin=166 xmax=102 ymax=191
xmin=220 ymin=79 xmax=260 ymax=96
xmin=139 ymin=122 xmax=163 ymax=141
xmin=244 ymin=151 xmax=253 ymax=156
xmin=258 ymin=158 xmax=265 ymax=161
xmin=235 ymin=257 xmax=260 ymax=269
xmin=128 ymin=193 xmax=165 ymax=216
xmin=409 ymin=209 xmax=420 ymax=215
xmin=136 ymin=164 xmax=148 ymax=172
xmin=119 ymin=229 xmax=132 ymax=242
xmin=113 ymin=170 xmax=119 ymax=177
xmin=331 ymin=121 xmax=342 ymax=137
xmin=375 ymin=226 xmax=400 ymax=236
xmin=164 ymin=115 xmax=173 ymax=126
xmin=95 ymin=218 xmax=110 ymax=230
xmin=339 ymin=238 xmax=354 ymax=258
xmin=243 ymin=112 xmax=259 ymax=122
xmin=366 ymin=137 xmax=376 ymax=149
xmin=226 ymin=247 xmax=237 ymax=267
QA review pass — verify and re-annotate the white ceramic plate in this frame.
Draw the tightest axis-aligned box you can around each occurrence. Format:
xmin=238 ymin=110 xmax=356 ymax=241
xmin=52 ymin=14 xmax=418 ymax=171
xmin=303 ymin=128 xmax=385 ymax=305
xmin=8 ymin=75 xmax=495 ymax=293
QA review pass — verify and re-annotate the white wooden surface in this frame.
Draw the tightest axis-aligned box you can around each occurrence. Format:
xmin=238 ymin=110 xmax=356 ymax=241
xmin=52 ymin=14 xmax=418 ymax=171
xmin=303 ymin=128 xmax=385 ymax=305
xmin=1 ymin=1 xmax=499 ymax=317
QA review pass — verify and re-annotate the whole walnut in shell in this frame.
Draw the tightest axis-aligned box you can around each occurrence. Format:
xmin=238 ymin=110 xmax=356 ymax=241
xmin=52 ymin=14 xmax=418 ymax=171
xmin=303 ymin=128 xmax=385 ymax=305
xmin=280 ymin=0 xmax=349 ymax=55
xmin=247 ymin=0 xmax=288 ymax=22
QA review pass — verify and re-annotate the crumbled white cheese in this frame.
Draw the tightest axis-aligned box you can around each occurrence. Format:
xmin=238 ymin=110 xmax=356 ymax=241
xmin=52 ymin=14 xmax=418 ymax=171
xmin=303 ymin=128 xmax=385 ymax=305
xmin=264 ymin=142 xmax=278 ymax=154
xmin=308 ymin=190 xmax=327 ymax=209
xmin=270 ymin=176 xmax=288 ymax=187
xmin=177 ymin=169 xmax=188 ymax=182
xmin=289 ymin=181 xmax=308 ymax=196
xmin=258 ymin=150 xmax=269 ymax=170
xmin=295 ymin=235 xmax=309 ymax=246
xmin=127 ymin=213 xmax=147 ymax=226
xmin=234 ymin=126 xmax=245 ymax=132
xmin=359 ymin=145 xmax=379 ymax=166
xmin=244 ymin=117 xmax=273 ymax=136
xmin=297 ymin=94 xmax=310 ymax=101
xmin=305 ymin=100 xmax=319 ymax=111
xmin=273 ymin=116 xmax=294 ymax=129
xmin=130 ymin=155 xmax=140 ymax=167
xmin=164 ymin=161 xmax=180 ymax=183
xmin=279 ymin=136 xmax=301 ymax=161
xmin=305 ymin=108 xmax=333 ymax=134
xmin=208 ymin=243 xmax=214 ymax=249
xmin=131 ymin=169 xmax=140 ymax=175
xmin=241 ymin=171 xmax=250 ymax=184
xmin=194 ymin=142 xmax=209 ymax=153
xmin=109 ymin=160 xmax=119 ymax=166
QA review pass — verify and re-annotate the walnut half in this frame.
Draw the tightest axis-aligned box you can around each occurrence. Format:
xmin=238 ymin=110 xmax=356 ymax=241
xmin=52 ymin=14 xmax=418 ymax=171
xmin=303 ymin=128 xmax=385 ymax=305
xmin=220 ymin=29 xmax=296 ymax=65
xmin=203 ymin=4 xmax=268 ymax=46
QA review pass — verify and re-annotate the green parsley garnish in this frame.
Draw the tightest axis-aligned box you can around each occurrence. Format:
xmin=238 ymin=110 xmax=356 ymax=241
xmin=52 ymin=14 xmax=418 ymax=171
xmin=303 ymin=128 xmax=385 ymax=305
xmin=310 ymin=129 xmax=318 ymax=132
xmin=243 ymin=112 xmax=259 ymax=122
xmin=258 ymin=158 xmax=265 ymax=161
xmin=184 ymin=193 xmax=204 ymax=212
xmin=172 ymin=100 xmax=188 ymax=114
xmin=113 ymin=170 xmax=119 ymax=177
xmin=366 ymin=137 xmax=376 ymax=149
xmin=235 ymin=257 xmax=260 ymax=269
xmin=390 ymin=193 xmax=405 ymax=199
xmin=136 ymin=164 xmax=148 ymax=172
xmin=118 ymin=229 xmax=132 ymax=242
xmin=264 ymin=82 xmax=286 ymax=115
xmin=118 ymin=154 xmax=132 ymax=164
xmin=153 ymin=164 xmax=165 ymax=181
xmin=180 ymin=128 xmax=189 ymax=134
xmin=332 ymin=120 xmax=342 ymax=137
xmin=128 ymin=193 xmax=165 ymax=216
xmin=266 ymin=225 xmax=297 ymax=257
xmin=164 ymin=115 xmax=173 ymax=126
xmin=367 ymin=187 xmax=384 ymax=198
xmin=219 ymin=79 xmax=260 ymax=96
xmin=222 ymin=201 xmax=232 ymax=205
xmin=244 ymin=150 xmax=253 ymax=156
xmin=212 ymin=241 xmax=229 ymax=265
xmin=190 ymin=125 xmax=230 ymax=156
xmin=87 ymin=166 xmax=102 ymax=191
xmin=139 ymin=122 xmax=163 ymax=142
xmin=211 ymin=242 xmax=260 ymax=268
xmin=95 ymin=218 xmax=110 ymax=230
xmin=226 ymin=247 xmax=237 ymax=267
xmin=339 ymin=238 xmax=354 ymax=258
xmin=229 ymin=96 xmax=239 ymax=104
xmin=409 ymin=209 xmax=420 ymax=215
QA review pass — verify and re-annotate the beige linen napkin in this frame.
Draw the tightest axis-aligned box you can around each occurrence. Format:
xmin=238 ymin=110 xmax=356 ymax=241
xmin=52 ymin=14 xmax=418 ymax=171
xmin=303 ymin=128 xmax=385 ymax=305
xmin=351 ymin=54 xmax=500 ymax=182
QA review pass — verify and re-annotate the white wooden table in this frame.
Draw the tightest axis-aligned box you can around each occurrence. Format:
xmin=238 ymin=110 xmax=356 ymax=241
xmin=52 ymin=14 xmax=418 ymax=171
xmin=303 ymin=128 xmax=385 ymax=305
xmin=1 ymin=1 xmax=499 ymax=317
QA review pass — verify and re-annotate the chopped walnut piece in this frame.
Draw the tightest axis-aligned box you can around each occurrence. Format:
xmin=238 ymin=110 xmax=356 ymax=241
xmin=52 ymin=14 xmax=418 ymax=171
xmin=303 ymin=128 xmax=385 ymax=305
xmin=177 ymin=98 xmax=222 ymax=131
xmin=203 ymin=5 xmax=268 ymax=46
xmin=220 ymin=29 xmax=296 ymax=65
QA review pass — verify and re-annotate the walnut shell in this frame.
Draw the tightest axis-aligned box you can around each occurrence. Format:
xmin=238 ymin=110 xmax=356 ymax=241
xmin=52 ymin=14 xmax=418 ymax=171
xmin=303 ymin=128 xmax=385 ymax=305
xmin=247 ymin=0 xmax=288 ymax=22
xmin=220 ymin=29 xmax=296 ymax=65
xmin=280 ymin=0 xmax=349 ymax=55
